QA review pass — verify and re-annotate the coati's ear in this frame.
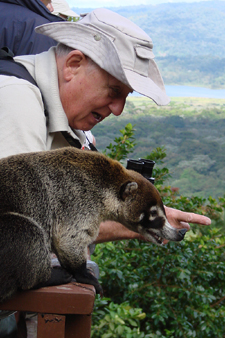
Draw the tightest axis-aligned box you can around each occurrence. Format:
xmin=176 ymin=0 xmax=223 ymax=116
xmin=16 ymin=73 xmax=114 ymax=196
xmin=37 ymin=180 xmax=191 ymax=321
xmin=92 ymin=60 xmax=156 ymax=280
xmin=120 ymin=182 xmax=138 ymax=201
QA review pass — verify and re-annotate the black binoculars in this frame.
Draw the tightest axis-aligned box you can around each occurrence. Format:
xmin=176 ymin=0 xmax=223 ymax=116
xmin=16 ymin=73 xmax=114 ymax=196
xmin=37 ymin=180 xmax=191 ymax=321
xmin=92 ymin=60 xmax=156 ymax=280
xmin=126 ymin=159 xmax=155 ymax=184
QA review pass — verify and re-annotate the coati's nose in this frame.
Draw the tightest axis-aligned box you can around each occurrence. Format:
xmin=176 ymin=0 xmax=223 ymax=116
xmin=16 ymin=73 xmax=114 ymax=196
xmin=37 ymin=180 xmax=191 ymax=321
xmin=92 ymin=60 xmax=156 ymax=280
xmin=179 ymin=228 xmax=187 ymax=239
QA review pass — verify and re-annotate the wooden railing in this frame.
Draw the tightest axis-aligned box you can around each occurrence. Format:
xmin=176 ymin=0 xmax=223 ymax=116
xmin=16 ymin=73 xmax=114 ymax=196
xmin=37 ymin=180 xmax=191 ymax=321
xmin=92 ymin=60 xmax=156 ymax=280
xmin=0 ymin=283 xmax=96 ymax=338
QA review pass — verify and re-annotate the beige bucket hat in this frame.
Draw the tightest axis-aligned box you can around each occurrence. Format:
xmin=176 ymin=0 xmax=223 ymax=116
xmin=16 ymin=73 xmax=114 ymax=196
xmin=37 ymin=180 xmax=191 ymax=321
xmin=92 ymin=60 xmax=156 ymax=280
xmin=36 ymin=8 xmax=170 ymax=105
xmin=52 ymin=0 xmax=79 ymax=18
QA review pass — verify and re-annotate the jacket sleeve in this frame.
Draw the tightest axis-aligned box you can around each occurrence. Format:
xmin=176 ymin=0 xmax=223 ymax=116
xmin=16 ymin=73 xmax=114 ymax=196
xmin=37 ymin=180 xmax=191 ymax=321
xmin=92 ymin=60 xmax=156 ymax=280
xmin=13 ymin=15 xmax=58 ymax=56
xmin=0 ymin=3 xmax=58 ymax=56
xmin=0 ymin=76 xmax=47 ymax=158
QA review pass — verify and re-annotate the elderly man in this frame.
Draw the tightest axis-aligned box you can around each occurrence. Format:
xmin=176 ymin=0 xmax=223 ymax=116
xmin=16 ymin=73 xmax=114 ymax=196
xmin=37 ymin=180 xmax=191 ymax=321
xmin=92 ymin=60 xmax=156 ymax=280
xmin=0 ymin=8 xmax=210 ymax=236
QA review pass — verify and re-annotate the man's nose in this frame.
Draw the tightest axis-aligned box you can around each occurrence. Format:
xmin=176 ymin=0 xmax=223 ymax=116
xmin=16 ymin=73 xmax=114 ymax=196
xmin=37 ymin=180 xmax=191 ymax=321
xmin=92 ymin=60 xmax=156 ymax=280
xmin=109 ymin=97 xmax=126 ymax=116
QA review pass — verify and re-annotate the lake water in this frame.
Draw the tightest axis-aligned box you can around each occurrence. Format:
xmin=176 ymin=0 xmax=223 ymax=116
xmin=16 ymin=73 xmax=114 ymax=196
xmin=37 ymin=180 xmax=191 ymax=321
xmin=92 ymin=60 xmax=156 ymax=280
xmin=130 ymin=85 xmax=225 ymax=99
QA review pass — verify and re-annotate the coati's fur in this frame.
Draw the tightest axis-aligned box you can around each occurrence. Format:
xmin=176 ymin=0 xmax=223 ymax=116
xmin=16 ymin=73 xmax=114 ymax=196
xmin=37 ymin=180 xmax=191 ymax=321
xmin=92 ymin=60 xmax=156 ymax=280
xmin=0 ymin=147 xmax=186 ymax=302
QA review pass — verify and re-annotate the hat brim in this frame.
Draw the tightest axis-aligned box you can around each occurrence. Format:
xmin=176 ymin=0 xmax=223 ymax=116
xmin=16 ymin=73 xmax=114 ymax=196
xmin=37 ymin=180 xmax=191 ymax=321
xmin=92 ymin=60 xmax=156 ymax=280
xmin=36 ymin=22 xmax=170 ymax=105
xmin=125 ymin=69 xmax=170 ymax=106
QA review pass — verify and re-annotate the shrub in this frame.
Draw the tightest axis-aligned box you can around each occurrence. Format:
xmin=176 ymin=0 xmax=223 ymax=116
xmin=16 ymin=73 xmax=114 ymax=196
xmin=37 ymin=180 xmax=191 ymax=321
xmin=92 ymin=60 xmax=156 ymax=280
xmin=91 ymin=124 xmax=225 ymax=337
xmin=92 ymin=227 xmax=225 ymax=337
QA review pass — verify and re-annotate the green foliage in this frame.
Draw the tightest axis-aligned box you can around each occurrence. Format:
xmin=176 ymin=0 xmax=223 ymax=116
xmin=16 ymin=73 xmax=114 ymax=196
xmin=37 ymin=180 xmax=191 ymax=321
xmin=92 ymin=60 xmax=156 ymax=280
xmin=91 ymin=122 xmax=225 ymax=337
xmin=67 ymin=16 xmax=80 ymax=22
xmin=92 ymin=230 xmax=225 ymax=338
xmin=103 ymin=123 xmax=136 ymax=162
xmin=92 ymin=299 xmax=148 ymax=338
xmin=156 ymin=56 xmax=225 ymax=89
xmin=144 ymin=147 xmax=170 ymax=187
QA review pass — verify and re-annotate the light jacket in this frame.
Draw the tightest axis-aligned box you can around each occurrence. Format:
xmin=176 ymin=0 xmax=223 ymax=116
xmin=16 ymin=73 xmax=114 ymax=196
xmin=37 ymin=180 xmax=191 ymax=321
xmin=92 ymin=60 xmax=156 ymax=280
xmin=0 ymin=47 xmax=85 ymax=158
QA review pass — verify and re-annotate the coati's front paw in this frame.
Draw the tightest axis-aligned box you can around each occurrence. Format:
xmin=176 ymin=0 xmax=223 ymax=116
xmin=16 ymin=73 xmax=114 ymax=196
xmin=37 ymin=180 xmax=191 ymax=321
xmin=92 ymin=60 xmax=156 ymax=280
xmin=86 ymin=270 xmax=103 ymax=296
xmin=77 ymin=271 xmax=103 ymax=296
xmin=72 ymin=264 xmax=103 ymax=295
xmin=48 ymin=266 xmax=73 ymax=286
xmin=33 ymin=266 xmax=73 ymax=289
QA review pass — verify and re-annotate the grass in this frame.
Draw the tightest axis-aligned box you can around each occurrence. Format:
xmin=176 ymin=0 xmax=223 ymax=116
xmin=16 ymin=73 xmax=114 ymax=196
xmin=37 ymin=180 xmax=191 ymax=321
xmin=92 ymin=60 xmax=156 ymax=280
xmin=122 ymin=96 xmax=225 ymax=119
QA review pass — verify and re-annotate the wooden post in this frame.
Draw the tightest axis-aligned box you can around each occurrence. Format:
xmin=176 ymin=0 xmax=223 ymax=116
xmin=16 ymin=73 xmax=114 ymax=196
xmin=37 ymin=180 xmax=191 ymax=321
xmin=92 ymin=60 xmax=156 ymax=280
xmin=37 ymin=314 xmax=66 ymax=338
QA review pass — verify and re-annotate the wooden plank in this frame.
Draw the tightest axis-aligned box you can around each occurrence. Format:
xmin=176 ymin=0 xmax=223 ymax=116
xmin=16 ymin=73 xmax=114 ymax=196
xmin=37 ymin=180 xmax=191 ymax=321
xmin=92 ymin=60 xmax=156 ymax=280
xmin=0 ymin=283 xmax=95 ymax=315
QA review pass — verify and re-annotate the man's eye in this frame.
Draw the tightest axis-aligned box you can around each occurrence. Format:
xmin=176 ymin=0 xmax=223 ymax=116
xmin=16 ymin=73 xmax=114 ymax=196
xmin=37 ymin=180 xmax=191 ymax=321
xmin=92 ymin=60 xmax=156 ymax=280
xmin=109 ymin=87 xmax=121 ymax=98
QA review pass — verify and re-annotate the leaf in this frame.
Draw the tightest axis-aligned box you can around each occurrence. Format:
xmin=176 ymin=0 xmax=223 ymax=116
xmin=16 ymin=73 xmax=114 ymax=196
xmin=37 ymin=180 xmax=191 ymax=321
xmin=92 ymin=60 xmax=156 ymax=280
xmin=128 ymin=319 xmax=138 ymax=327
xmin=117 ymin=325 xmax=125 ymax=335
xmin=109 ymin=322 xmax=114 ymax=331
xmin=115 ymin=315 xmax=125 ymax=325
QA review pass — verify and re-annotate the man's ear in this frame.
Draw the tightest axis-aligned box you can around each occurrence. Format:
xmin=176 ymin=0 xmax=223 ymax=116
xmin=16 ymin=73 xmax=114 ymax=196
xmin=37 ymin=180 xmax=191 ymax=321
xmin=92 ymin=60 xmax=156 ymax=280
xmin=63 ymin=50 xmax=87 ymax=80
xmin=120 ymin=182 xmax=138 ymax=201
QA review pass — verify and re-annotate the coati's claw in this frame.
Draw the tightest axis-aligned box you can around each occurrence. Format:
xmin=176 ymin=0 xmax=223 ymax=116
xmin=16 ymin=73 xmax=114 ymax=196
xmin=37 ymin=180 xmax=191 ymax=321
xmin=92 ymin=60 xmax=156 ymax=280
xmin=94 ymin=280 xmax=103 ymax=296
xmin=72 ymin=264 xmax=103 ymax=295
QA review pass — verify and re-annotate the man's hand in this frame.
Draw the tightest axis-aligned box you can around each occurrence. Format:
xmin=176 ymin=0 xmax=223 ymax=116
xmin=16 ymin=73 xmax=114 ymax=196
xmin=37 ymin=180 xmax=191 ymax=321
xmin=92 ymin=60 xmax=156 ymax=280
xmin=164 ymin=206 xmax=211 ymax=230
xmin=95 ymin=207 xmax=211 ymax=244
xmin=162 ymin=206 xmax=211 ymax=244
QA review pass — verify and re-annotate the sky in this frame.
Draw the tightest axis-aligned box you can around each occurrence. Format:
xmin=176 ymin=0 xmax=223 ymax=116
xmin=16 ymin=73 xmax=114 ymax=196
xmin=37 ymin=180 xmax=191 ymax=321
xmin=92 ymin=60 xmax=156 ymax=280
xmin=67 ymin=0 xmax=224 ymax=8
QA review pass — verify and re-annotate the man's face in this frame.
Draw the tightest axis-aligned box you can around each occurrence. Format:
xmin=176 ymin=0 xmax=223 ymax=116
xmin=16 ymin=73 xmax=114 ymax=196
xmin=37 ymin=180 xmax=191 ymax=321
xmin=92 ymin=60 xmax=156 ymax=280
xmin=59 ymin=55 xmax=132 ymax=131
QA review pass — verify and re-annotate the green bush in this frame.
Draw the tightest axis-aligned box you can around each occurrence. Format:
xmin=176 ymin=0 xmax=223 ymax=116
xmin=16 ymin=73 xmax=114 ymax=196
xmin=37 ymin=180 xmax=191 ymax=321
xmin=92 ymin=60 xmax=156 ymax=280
xmin=92 ymin=228 xmax=225 ymax=337
xmin=91 ymin=124 xmax=225 ymax=338
xmin=92 ymin=299 xmax=148 ymax=338
xmin=103 ymin=122 xmax=136 ymax=163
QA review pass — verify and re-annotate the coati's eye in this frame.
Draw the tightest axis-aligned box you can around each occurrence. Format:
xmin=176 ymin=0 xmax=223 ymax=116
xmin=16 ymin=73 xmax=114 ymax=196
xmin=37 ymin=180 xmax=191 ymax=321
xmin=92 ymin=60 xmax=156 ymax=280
xmin=150 ymin=210 xmax=157 ymax=217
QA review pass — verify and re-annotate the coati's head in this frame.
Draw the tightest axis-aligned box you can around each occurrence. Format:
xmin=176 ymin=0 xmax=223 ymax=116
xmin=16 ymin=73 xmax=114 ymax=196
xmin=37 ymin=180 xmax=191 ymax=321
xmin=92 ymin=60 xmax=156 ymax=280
xmin=117 ymin=170 xmax=187 ymax=245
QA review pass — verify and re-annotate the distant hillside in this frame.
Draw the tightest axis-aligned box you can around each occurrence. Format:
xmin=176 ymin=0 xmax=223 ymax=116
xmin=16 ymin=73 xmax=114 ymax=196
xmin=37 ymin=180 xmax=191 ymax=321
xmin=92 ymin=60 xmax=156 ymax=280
xmin=73 ymin=2 xmax=225 ymax=88
xmin=92 ymin=97 xmax=225 ymax=199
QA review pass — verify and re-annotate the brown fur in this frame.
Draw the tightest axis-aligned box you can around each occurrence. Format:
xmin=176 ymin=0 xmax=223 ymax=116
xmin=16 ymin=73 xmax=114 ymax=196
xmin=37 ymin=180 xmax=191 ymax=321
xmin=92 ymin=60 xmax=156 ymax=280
xmin=0 ymin=147 xmax=186 ymax=301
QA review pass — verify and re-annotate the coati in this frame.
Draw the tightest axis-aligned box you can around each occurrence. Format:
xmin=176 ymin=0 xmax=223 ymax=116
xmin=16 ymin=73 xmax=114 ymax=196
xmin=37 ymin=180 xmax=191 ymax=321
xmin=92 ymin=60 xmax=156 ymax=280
xmin=0 ymin=147 xmax=187 ymax=302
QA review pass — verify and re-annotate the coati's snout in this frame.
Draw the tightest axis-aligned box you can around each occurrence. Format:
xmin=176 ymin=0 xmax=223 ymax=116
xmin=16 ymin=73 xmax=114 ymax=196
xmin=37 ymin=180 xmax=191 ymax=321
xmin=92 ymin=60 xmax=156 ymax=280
xmin=119 ymin=180 xmax=187 ymax=246
xmin=137 ymin=206 xmax=188 ymax=245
